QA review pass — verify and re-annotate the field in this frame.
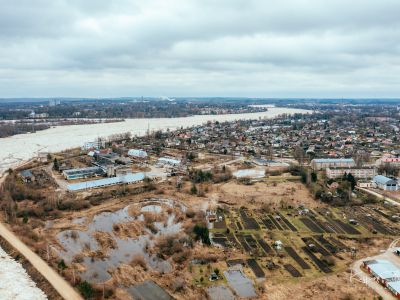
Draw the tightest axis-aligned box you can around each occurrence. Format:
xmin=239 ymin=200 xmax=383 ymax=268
xmin=207 ymin=180 xmax=400 ymax=299
xmin=3 ymin=151 xmax=400 ymax=300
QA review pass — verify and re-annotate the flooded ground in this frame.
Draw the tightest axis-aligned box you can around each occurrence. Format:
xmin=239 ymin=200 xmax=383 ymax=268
xmin=233 ymin=169 xmax=265 ymax=179
xmin=0 ymin=107 xmax=310 ymax=174
xmin=208 ymin=285 xmax=236 ymax=300
xmin=56 ymin=199 xmax=184 ymax=284
xmin=224 ymin=268 xmax=257 ymax=298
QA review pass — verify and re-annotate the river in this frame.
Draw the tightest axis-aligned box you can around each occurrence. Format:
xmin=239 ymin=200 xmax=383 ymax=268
xmin=0 ymin=107 xmax=310 ymax=174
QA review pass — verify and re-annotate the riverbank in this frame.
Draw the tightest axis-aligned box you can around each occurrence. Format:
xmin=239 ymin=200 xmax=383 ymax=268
xmin=0 ymin=118 xmax=124 ymax=138
xmin=0 ymin=107 xmax=311 ymax=174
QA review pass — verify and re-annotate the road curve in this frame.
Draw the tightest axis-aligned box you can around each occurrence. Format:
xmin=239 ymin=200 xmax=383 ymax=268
xmin=351 ymin=238 xmax=400 ymax=300
xmin=0 ymin=172 xmax=82 ymax=300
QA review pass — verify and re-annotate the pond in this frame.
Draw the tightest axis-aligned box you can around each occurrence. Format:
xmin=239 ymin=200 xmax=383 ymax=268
xmin=56 ymin=199 xmax=183 ymax=284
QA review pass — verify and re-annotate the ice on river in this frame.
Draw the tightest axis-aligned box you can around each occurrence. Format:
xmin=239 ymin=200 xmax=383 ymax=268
xmin=0 ymin=107 xmax=309 ymax=174
xmin=0 ymin=246 xmax=47 ymax=300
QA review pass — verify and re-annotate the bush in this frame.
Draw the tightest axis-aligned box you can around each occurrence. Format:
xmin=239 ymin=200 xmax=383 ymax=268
xmin=185 ymin=209 xmax=196 ymax=218
xmin=172 ymin=278 xmax=186 ymax=292
xmin=130 ymin=255 xmax=147 ymax=270
xmin=190 ymin=183 xmax=197 ymax=195
xmin=58 ymin=259 xmax=67 ymax=270
xmin=172 ymin=249 xmax=191 ymax=264
xmin=77 ymin=281 xmax=94 ymax=299
xmin=193 ymin=224 xmax=210 ymax=245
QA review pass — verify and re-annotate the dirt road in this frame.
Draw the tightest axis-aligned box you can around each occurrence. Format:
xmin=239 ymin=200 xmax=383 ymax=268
xmin=0 ymin=171 xmax=82 ymax=300
xmin=351 ymin=238 xmax=400 ymax=300
xmin=0 ymin=222 xmax=83 ymax=300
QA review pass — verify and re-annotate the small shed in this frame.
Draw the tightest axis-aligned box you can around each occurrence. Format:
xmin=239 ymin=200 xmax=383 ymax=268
xmin=20 ymin=170 xmax=35 ymax=183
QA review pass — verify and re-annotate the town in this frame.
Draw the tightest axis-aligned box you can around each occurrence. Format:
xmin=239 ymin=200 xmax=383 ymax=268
xmin=0 ymin=102 xmax=400 ymax=299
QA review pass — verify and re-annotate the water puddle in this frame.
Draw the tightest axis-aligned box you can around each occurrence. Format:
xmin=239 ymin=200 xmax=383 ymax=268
xmin=208 ymin=285 xmax=236 ymax=300
xmin=56 ymin=199 xmax=183 ymax=284
xmin=224 ymin=268 xmax=257 ymax=298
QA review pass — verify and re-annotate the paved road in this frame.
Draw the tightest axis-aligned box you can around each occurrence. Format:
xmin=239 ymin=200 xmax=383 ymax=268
xmin=351 ymin=238 xmax=400 ymax=300
xmin=357 ymin=187 xmax=400 ymax=207
xmin=0 ymin=172 xmax=82 ymax=300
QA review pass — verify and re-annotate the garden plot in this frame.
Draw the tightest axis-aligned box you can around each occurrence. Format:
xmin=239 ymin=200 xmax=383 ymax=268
xmin=284 ymin=264 xmax=302 ymax=277
xmin=246 ymin=258 xmax=265 ymax=278
xmin=301 ymin=247 xmax=332 ymax=273
xmin=299 ymin=217 xmax=325 ymax=233
xmin=284 ymin=246 xmax=310 ymax=270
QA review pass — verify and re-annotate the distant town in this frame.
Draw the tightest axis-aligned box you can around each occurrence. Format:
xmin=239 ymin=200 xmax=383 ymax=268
xmin=1 ymin=99 xmax=400 ymax=299
xmin=0 ymin=98 xmax=271 ymax=138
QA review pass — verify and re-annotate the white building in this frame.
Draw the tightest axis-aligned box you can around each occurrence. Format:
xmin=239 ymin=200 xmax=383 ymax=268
xmin=311 ymin=158 xmax=356 ymax=170
xmin=157 ymin=157 xmax=181 ymax=167
xmin=128 ymin=149 xmax=148 ymax=158
xmin=82 ymin=140 xmax=105 ymax=150
xmin=326 ymin=167 xmax=376 ymax=179
xmin=376 ymin=156 xmax=400 ymax=167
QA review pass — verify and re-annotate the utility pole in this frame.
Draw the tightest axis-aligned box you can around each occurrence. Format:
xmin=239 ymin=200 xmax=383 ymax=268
xmin=72 ymin=267 xmax=76 ymax=285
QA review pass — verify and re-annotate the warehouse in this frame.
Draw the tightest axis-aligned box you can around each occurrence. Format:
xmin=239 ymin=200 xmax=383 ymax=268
xmin=311 ymin=158 xmax=356 ymax=170
xmin=157 ymin=157 xmax=181 ymax=167
xmin=373 ymin=175 xmax=398 ymax=191
xmin=128 ymin=149 xmax=148 ymax=158
xmin=63 ymin=167 xmax=104 ymax=180
xmin=67 ymin=172 xmax=145 ymax=191
xmin=363 ymin=259 xmax=400 ymax=298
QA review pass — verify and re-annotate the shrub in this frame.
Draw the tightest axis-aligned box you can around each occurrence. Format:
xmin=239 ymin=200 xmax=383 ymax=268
xmin=130 ymin=255 xmax=147 ymax=270
xmin=185 ymin=209 xmax=196 ymax=218
xmin=77 ymin=281 xmax=94 ymax=299
xmin=193 ymin=224 xmax=210 ymax=245
xmin=58 ymin=259 xmax=67 ymax=270
xmin=172 ymin=278 xmax=186 ymax=292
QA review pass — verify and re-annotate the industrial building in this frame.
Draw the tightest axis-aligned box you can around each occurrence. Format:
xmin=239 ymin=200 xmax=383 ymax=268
xmin=128 ymin=149 xmax=148 ymax=158
xmin=157 ymin=157 xmax=181 ymax=167
xmin=82 ymin=140 xmax=105 ymax=150
xmin=67 ymin=172 xmax=145 ymax=191
xmin=363 ymin=259 xmax=400 ymax=298
xmin=326 ymin=166 xmax=376 ymax=179
xmin=373 ymin=175 xmax=398 ymax=191
xmin=311 ymin=158 xmax=356 ymax=170
xmin=63 ymin=167 xmax=104 ymax=180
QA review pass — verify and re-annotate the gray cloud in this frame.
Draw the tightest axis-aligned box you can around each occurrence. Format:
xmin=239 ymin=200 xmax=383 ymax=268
xmin=0 ymin=0 xmax=399 ymax=97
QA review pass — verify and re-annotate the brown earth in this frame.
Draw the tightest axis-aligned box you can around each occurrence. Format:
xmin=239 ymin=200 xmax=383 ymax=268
xmin=212 ymin=180 xmax=324 ymax=209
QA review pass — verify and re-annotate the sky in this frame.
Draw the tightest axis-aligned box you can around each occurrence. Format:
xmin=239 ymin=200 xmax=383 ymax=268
xmin=0 ymin=0 xmax=400 ymax=98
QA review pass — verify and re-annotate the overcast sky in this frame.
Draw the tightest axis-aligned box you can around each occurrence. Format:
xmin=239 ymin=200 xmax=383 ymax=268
xmin=1 ymin=0 xmax=400 ymax=98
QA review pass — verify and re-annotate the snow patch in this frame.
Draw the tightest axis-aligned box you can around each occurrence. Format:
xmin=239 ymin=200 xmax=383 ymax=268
xmin=0 ymin=246 xmax=47 ymax=300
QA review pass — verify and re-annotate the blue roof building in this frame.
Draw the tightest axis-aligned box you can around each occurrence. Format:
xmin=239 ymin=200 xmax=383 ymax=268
xmin=364 ymin=259 xmax=400 ymax=298
xmin=128 ymin=149 xmax=148 ymax=158
xmin=67 ymin=172 xmax=145 ymax=191
xmin=373 ymin=175 xmax=398 ymax=191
